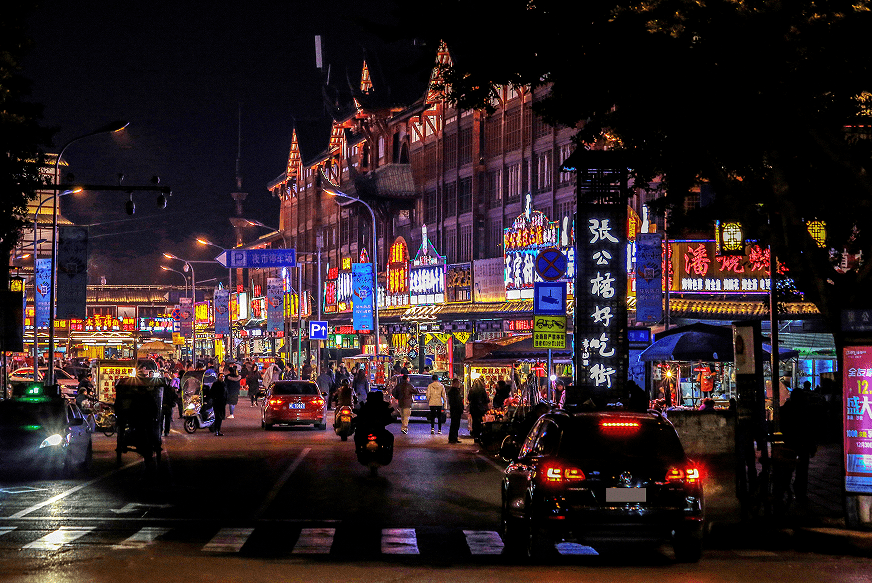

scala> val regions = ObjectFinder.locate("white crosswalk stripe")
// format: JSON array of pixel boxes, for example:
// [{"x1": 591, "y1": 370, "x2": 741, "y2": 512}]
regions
[
  {"x1": 463, "y1": 530, "x2": 504, "y2": 555},
  {"x1": 0, "y1": 527, "x2": 16, "y2": 538},
  {"x1": 113, "y1": 526, "x2": 171, "y2": 549},
  {"x1": 22, "y1": 527, "x2": 95, "y2": 550},
  {"x1": 202, "y1": 527, "x2": 254, "y2": 553},
  {"x1": 381, "y1": 528, "x2": 419, "y2": 554},
  {"x1": 293, "y1": 527, "x2": 335, "y2": 554}
]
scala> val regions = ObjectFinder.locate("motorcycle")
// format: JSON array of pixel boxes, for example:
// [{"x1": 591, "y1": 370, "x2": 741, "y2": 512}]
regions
[
  {"x1": 333, "y1": 405, "x2": 355, "y2": 441},
  {"x1": 353, "y1": 392, "x2": 394, "y2": 477},
  {"x1": 183, "y1": 399, "x2": 216, "y2": 434}
]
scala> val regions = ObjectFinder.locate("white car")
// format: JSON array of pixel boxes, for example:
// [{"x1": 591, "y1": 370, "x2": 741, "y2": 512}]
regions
[{"x1": 10, "y1": 368, "x2": 80, "y2": 398}]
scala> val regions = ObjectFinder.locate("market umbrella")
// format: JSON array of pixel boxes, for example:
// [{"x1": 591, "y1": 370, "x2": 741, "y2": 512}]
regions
[
  {"x1": 139, "y1": 340, "x2": 174, "y2": 352},
  {"x1": 638, "y1": 324, "x2": 734, "y2": 362}
]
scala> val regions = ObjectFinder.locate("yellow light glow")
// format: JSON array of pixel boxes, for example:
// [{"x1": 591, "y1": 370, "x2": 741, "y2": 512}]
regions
[
  {"x1": 721, "y1": 222, "x2": 744, "y2": 252},
  {"x1": 806, "y1": 220, "x2": 827, "y2": 248}
]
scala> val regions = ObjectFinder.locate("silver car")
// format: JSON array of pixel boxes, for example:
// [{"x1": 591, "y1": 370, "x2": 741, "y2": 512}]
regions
[{"x1": 385, "y1": 374, "x2": 446, "y2": 423}]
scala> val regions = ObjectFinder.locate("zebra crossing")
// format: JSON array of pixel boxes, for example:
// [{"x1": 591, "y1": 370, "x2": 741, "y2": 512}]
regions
[{"x1": 0, "y1": 523, "x2": 521, "y2": 557}]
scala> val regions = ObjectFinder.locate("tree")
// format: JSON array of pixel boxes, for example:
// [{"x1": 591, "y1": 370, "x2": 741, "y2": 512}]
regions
[
  {"x1": 400, "y1": 0, "x2": 872, "y2": 348},
  {"x1": 0, "y1": 6, "x2": 54, "y2": 286}
]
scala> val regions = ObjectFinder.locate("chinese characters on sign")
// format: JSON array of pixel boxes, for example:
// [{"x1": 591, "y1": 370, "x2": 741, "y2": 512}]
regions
[
  {"x1": 844, "y1": 347, "x2": 872, "y2": 493},
  {"x1": 576, "y1": 205, "x2": 627, "y2": 400},
  {"x1": 669, "y1": 241, "x2": 772, "y2": 293}
]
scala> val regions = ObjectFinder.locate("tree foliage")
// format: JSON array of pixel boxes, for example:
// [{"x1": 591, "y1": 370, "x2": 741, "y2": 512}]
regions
[
  {"x1": 402, "y1": 0, "x2": 872, "y2": 335},
  {"x1": 0, "y1": 6, "x2": 53, "y2": 277}
]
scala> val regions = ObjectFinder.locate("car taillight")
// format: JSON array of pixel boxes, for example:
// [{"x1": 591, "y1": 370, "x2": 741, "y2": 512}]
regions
[
  {"x1": 600, "y1": 420, "x2": 640, "y2": 435},
  {"x1": 312, "y1": 398, "x2": 325, "y2": 407},
  {"x1": 541, "y1": 463, "x2": 585, "y2": 484},
  {"x1": 268, "y1": 398, "x2": 284, "y2": 407},
  {"x1": 666, "y1": 466, "x2": 701, "y2": 484}
]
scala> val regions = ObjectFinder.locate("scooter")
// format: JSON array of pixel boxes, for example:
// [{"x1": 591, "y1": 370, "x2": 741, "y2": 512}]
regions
[
  {"x1": 355, "y1": 429, "x2": 394, "y2": 477},
  {"x1": 333, "y1": 406, "x2": 355, "y2": 441},
  {"x1": 183, "y1": 400, "x2": 216, "y2": 434}
]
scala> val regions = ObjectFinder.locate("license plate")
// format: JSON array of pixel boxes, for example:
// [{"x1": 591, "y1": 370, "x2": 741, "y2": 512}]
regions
[
  {"x1": 340, "y1": 415, "x2": 351, "y2": 422},
  {"x1": 606, "y1": 488, "x2": 646, "y2": 503},
  {"x1": 413, "y1": 395, "x2": 426, "y2": 401},
  {"x1": 289, "y1": 403, "x2": 305, "y2": 409}
]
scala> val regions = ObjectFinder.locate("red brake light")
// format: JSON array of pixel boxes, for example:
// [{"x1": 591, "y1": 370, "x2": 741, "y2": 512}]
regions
[
  {"x1": 600, "y1": 420, "x2": 640, "y2": 435},
  {"x1": 541, "y1": 463, "x2": 585, "y2": 483},
  {"x1": 268, "y1": 398, "x2": 283, "y2": 407},
  {"x1": 666, "y1": 466, "x2": 701, "y2": 484},
  {"x1": 367, "y1": 433, "x2": 378, "y2": 441},
  {"x1": 312, "y1": 398, "x2": 325, "y2": 407}
]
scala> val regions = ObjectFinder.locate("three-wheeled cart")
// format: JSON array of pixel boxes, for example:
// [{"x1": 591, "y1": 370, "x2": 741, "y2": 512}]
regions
[{"x1": 114, "y1": 375, "x2": 165, "y2": 468}]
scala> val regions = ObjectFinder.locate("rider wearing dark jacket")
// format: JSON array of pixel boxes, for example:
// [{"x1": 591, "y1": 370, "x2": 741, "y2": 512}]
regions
[{"x1": 353, "y1": 390, "x2": 393, "y2": 444}]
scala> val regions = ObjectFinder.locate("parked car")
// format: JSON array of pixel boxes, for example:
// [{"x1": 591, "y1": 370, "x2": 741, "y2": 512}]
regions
[
  {"x1": 10, "y1": 368, "x2": 79, "y2": 399},
  {"x1": 0, "y1": 383, "x2": 93, "y2": 477},
  {"x1": 384, "y1": 374, "x2": 446, "y2": 423},
  {"x1": 501, "y1": 410, "x2": 705, "y2": 561},
  {"x1": 261, "y1": 380, "x2": 327, "y2": 430}
]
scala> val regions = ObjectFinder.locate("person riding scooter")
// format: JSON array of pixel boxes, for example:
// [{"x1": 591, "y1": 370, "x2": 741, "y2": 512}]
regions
[{"x1": 353, "y1": 389, "x2": 394, "y2": 475}]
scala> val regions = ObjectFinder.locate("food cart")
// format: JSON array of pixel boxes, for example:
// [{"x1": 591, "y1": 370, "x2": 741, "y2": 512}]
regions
[
  {"x1": 114, "y1": 374, "x2": 165, "y2": 468},
  {"x1": 342, "y1": 354, "x2": 391, "y2": 388}
]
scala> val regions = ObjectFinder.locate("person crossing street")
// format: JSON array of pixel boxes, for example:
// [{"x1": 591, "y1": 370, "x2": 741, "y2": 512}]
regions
[{"x1": 426, "y1": 374, "x2": 446, "y2": 435}]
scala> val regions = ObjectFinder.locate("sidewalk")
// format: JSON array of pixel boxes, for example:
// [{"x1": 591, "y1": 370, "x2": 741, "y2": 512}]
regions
[{"x1": 708, "y1": 441, "x2": 872, "y2": 556}]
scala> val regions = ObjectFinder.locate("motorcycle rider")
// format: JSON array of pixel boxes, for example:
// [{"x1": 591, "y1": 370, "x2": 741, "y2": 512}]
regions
[{"x1": 353, "y1": 389, "x2": 394, "y2": 449}]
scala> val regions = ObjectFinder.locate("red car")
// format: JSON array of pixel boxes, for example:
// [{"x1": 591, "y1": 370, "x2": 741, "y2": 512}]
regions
[{"x1": 261, "y1": 380, "x2": 327, "y2": 430}]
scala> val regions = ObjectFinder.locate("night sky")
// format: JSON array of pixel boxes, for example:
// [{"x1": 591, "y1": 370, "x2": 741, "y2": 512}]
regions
[{"x1": 20, "y1": 0, "x2": 398, "y2": 286}]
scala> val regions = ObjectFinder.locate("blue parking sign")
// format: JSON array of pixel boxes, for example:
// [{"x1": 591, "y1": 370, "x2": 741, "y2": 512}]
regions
[{"x1": 308, "y1": 320, "x2": 329, "y2": 340}]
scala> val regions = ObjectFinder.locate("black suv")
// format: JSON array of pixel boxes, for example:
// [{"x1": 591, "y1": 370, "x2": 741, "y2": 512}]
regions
[{"x1": 501, "y1": 410, "x2": 704, "y2": 561}]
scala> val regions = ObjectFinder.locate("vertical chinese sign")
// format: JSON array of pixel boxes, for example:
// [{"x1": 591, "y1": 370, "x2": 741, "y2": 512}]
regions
[
  {"x1": 843, "y1": 347, "x2": 872, "y2": 493},
  {"x1": 214, "y1": 289, "x2": 230, "y2": 336},
  {"x1": 635, "y1": 232, "x2": 663, "y2": 323},
  {"x1": 574, "y1": 204, "x2": 627, "y2": 403},
  {"x1": 35, "y1": 258, "x2": 51, "y2": 329},
  {"x1": 352, "y1": 263, "x2": 374, "y2": 333},
  {"x1": 56, "y1": 226, "x2": 88, "y2": 319},
  {"x1": 266, "y1": 278, "x2": 283, "y2": 333}
]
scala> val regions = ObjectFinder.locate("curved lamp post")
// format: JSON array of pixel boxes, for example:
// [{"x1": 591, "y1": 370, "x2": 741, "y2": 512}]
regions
[
  {"x1": 160, "y1": 265, "x2": 189, "y2": 299},
  {"x1": 47, "y1": 121, "x2": 128, "y2": 385},
  {"x1": 318, "y1": 169, "x2": 380, "y2": 356}
]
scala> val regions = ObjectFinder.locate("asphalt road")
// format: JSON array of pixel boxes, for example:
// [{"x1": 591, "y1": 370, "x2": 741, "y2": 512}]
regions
[{"x1": 0, "y1": 403, "x2": 870, "y2": 582}]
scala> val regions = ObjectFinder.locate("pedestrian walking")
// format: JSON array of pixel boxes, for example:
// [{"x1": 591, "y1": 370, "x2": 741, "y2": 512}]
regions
[
  {"x1": 262, "y1": 361, "x2": 281, "y2": 391},
  {"x1": 446, "y1": 377, "x2": 464, "y2": 443},
  {"x1": 317, "y1": 366, "x2": 334, "y2": 407},
  {"x1": 301, "y1": 360, "x2": 313, "y2": 381},
  {"x1": 161, "y1": 378, "x2": 177, "y2": 436},
  {"x1": 224, "y1": 366, "x2": 242, "y2": 417},
  {"x1": 426, "y1": 374, "x2": 446, "y2": 435},
  {"x1": 246, "y1": 364, "x2": 261, "y2": 407},
  {"x1": 393, "y1": 374, "x2": 415, "y2": 434},
  {"x1": 779, "y1": 385, "x2": 818, "y2": 501},
  {"x1": 208, "y1": 372, "x2": 228, "y2": 436},
  {"x1": 352, "y1": 369, "x2": 369, "y2": 407},
  {"x1": 493, "y1": 380, "x2": 510, "y2": 409},
  {"x1": 467, "y1": 377, "x2": 490, "y2": 442}
]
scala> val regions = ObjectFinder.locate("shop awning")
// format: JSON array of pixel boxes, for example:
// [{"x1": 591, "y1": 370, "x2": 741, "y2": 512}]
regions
[{"x1": 464, "y1": 334, "x2": 573, "y2": 365}]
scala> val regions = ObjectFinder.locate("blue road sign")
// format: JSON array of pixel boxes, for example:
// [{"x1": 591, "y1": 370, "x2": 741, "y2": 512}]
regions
[
  {"x1": 309, "y1": 320, "x2": 329, "y2": 340},
  {"x1": 535, "y1": 247, "x2": 568, "y2": 281},
  {"x1": 533, "y1": 281, "x2": 567, "y2": 316},
  {"x1": 215, "y1": 248, "x2": 296, "y2": 269}
]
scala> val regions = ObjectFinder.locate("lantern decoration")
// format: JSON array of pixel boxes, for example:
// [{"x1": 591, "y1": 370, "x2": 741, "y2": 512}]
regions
[
  {"x1": 715, "y1": 220, "x2": 745, "y2": 256},
  {"x1": 9, "y1": 276, "x2": 24, "y2": 293},
  {"x1": 806, "y1": 219, "x2": 827, "y2": 249}
]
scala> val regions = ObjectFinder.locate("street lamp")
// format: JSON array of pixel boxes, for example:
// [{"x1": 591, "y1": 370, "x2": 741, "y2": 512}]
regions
[
  {"x1": 318, "y1": 169, "x2": 380, "y2": 356},
  {"x1": 160, "y1": 265, "x2": 189, "y2": 299},
  {"x1": 47, "y1": 121, "x2": 128, "y2": 385}
]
